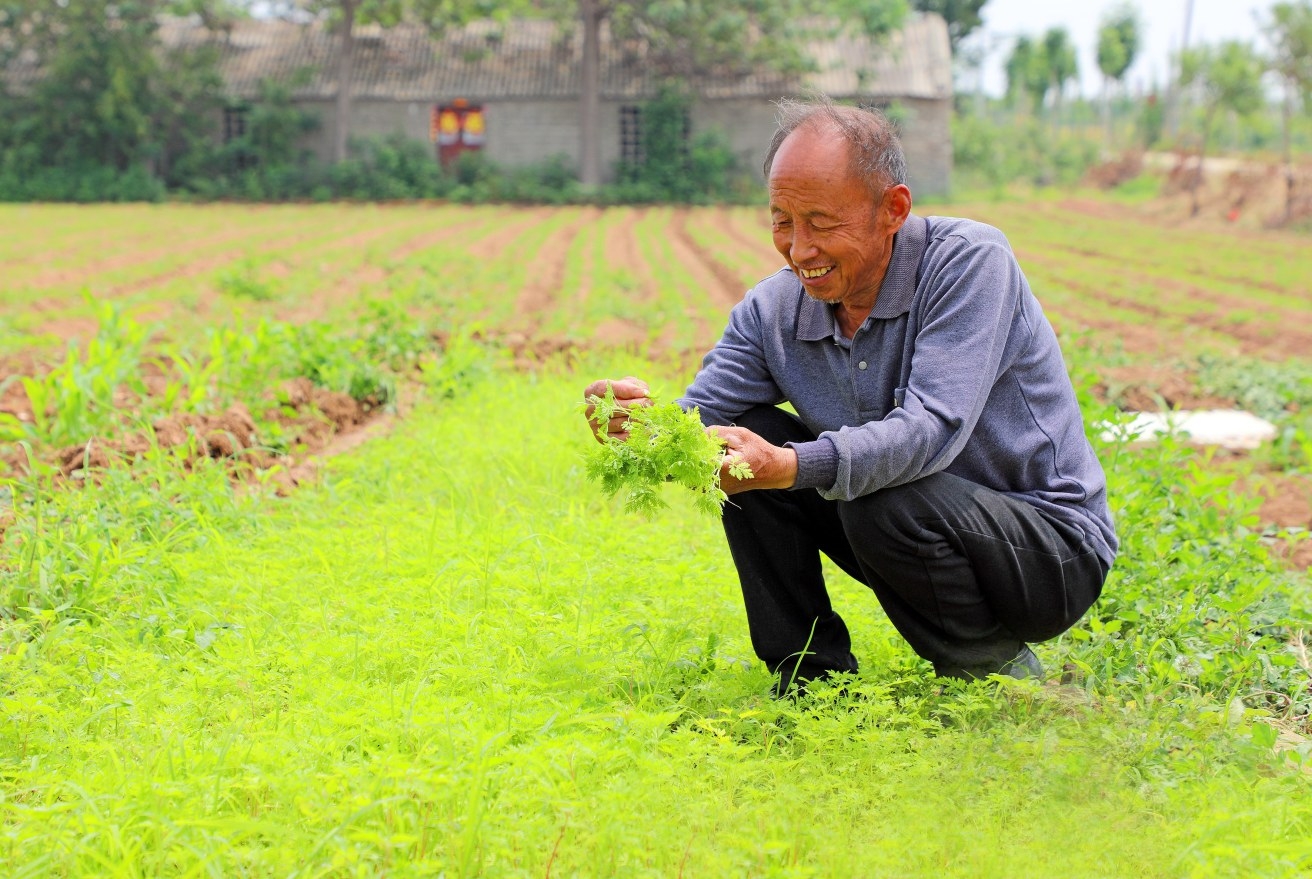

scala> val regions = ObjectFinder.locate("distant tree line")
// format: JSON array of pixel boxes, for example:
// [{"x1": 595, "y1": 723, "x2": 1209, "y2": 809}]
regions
[
  {"x1": 3, "y1": 0, "x2": 1308, "y2": 204},
  {"x1": 0, "y1": 0, "x2": 914, "y2": 202},
  {"x1": 947, "y1": 0, "x2": 1312, "y2": 215}
]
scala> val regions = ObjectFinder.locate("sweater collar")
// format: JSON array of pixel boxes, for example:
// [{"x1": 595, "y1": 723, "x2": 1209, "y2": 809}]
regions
[{"x1": 795, "y1": 214, "x2": 927, "y2": 341}]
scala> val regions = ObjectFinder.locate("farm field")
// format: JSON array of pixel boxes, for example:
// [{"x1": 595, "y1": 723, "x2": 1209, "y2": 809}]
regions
[{"x1": 2, "y1": 200, "x2": 1311, "y2": 876}]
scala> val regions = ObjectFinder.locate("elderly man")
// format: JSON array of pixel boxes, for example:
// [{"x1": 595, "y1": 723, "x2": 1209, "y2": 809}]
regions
[{"x1": 585, "y1": 98, "x2": 1116, "y2": 693}]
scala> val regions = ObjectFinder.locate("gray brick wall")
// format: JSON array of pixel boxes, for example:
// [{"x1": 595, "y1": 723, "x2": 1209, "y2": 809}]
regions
[{"x1": 289, "y1": 93, "x2": 951, "y2": 198}]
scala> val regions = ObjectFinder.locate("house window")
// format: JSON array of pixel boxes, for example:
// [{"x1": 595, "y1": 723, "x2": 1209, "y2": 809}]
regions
[
  {"x1": 223, "y1": 107, "x2": 249, "y2": 143},
  {"x1": 619, "y1": 105, "x2": 643, "y2": 166},
  {"x1": 223, "y1": 107, "x2": 257, "y2": 171}
]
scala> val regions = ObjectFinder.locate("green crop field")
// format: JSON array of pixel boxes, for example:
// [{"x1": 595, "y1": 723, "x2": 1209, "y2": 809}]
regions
[{"x1": 1, "y1": 200, "x2": 1311, "y2": 877}]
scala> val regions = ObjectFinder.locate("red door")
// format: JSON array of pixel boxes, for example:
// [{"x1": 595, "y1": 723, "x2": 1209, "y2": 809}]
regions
[{"x1": 432, "y1": 100, "x2": 486, "y2": 168}]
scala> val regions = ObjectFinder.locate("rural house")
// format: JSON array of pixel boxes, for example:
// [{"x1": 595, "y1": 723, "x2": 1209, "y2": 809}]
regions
[{"x1": 163, "y1": 14, "x2": 954, "y2": 196}]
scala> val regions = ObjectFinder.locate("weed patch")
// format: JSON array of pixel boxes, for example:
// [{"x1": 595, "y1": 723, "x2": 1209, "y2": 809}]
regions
[{"x1": 2, "y1": 367, "x2": 1310, "y2": 876}]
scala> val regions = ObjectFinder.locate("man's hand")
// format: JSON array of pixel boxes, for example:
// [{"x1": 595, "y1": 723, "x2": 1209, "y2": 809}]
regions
[
  {"x1": 711, "y1": 425, "x2": 798, "y2": 495},
  {"x1": 583, "y1": 376, "x2": 651, "y2": 443}
]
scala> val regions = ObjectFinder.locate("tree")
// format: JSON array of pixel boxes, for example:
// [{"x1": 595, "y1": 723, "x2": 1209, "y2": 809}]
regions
[
  {"x1": 1096, "y1": 5, "x2": 1139, "y2": 144},
  {"x1": 1004, "y1": 36, "x2": 1048, "y2": 115},
  {"x1": 242, "y1": 0, "x2": 906, "y2": 181},
  {"x1": 247, "y1": 0, "x2": 905, "y2": 181},
  {"x1": 1179, "y1": 40, "x2": 1265, "y2": 216},
  {"x1": 556, "y1": 0, "x2": 909, "y2": 187},
  {"x1": 1262, "y1": 0, "x2": 1312, "y2": 221},
  {"x1": 255, "y1": 0, "x2": 510, "y2": 164},
  {"x1": 909, "y1": 0, "x2": 987, "y2": 53},
  {"x1": 0, "y1": 0, "x2": 226, "y2": 189},
  {"x1": 1042, "y1": 26, "x2": 1077, "y2": 126}
]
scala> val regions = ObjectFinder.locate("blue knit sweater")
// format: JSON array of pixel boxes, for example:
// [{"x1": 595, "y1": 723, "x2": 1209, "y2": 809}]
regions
[{"x1": 678, "y1": 214, "x2": 1118, "y2": 570}]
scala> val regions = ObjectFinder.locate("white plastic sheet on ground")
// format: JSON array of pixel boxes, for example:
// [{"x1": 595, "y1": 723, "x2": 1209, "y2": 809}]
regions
[{"x1": 1098, "y1": 410, "x2": 1278, "y2": 450}]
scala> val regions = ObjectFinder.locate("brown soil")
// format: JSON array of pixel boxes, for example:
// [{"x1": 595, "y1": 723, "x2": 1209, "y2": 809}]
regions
[
  {"x1": 1017, "y1": 246, "x2": 1312, "y2": 361},
  {"x1": 605, "y1": 207, "x2": 698, "y2": 352},
  {"x1": 1253, "y1": 471, "x2": 1312, "y2": 572},
  {"x1": 1084, "y1": 152, "x2": 1312, "y2": 232},
  {"x1": 275, "y1": 263, "x2": 390, "y2": 325},
  {"x1": 604, "y1": 207, "x2": 658, "y2": 302},
  {"x1": 719, "y1": 205, "x2": 783, "y2": 268},
  {"x1": 0, "y1": 353, "x2": 40, "y2": 423},
  {"x1": 467, "y1": 207, "x2": 555, "y2": 260},
  {"x1": 512, "y1": 208, "x2": 600, "y2": 319},
  {"x1": 18, "y1": 226, "x2": 255, "y2": 292},
  {"x1": 389, "y1": 209, "x2": 496, "y2": 261},
  {"x1": 668, "y1": 208, "x2": 745, "y2": 311}
]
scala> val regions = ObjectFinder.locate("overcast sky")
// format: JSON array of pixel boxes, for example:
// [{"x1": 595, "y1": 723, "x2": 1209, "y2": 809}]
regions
[{"x1": 970, "y1": 0, "x2": 1276, "y2": 97}]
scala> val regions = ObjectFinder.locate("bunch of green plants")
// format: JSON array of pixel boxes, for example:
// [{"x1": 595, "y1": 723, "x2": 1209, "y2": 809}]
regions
[
  {"x1": 0, "y1": 299, "x2": 152, "y2": 448},
  {"x1": 1069, "y1": 427, "x2": 1312, "y2": 726},
  {"x1": 214, "y1": 259, "x2": 279, "y2": 302},
  {"x1": 0, "y1": 447, "x2": 249, "y2": 624},
  {"x1": 583, "y1": 386, "x2": 752, "y2": 516},
  {"x1": 1195, "y1": 353, "x2": 1312, "y2": 422},
  {"x1": 1194, "y1": 353, "x2": 1312, "y2": 471}
]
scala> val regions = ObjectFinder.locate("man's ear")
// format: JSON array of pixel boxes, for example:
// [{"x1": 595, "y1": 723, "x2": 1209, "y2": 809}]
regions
[{"x1": 882, "y1": 183, "x2": 913, "y2": 233}]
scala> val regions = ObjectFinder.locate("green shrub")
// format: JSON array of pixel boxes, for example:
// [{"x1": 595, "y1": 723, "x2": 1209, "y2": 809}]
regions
[
  {"x1": 615, "y1": 86, "x2": 751, "y2": 204},
  {"x1": 953, "y1": 113, "x2": 1100, "y2": 191},
  {"x1": 0, "y1": 162, "x2": 166, "y2": 203}
]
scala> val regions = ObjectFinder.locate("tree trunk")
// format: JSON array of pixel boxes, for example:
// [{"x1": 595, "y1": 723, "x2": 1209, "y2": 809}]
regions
[
  {"x1": 579, "y1": 0, "x2": 603, "y2": 189},
  {"x1": 1102, "y1": 76, "x2": 1113, "y2": 147},
  {"x1": 1282, "y1": 88, "x2": 1294, "y2": 224},
  {"x1": 1191, "y1": 106, "x2": 1216, "y2": 217},
  {"x1": 333, "y1": 0, "x2": 357, "y2": 165}
]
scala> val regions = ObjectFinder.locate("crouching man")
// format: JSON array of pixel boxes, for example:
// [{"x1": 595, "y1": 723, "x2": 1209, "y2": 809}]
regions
[{"x1": 584, "y1": 97, "x2": 1116, "y2": 694}]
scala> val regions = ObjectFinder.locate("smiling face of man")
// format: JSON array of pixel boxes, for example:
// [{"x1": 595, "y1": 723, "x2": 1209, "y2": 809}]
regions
[{"x1": 768, "y1": 122, "x2": 908, "y2": 322}]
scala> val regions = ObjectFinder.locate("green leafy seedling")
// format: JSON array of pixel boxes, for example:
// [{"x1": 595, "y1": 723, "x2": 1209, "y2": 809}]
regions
[{"x1": 583, "y1": 384, "x2": 751, "y2": 517}]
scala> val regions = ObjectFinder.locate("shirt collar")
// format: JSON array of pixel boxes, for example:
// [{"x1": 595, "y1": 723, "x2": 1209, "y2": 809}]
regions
[{"x1": 795, "y1": 214, "x2": 926, "y2": 341}]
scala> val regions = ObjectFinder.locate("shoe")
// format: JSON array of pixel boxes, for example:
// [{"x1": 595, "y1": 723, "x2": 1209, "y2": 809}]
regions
[{"x1": 934, "y1": 645, "x2": 1043, "y2": 682}]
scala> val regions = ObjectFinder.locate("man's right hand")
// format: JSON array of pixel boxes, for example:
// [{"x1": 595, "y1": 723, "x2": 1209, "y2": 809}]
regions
[{"x1": 583, "y1": 376, "x2": 651, "y2": 443}]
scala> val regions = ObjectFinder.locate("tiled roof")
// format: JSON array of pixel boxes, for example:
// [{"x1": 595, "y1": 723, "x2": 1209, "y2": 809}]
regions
[{"x1": 155, "y1": 14, "x2": 950, "y2": 103}]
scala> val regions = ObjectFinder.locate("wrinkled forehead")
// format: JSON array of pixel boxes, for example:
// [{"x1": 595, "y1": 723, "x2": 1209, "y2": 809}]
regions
[{"x1": 768, "y1": 122, "x2": 860, "y2": 189}]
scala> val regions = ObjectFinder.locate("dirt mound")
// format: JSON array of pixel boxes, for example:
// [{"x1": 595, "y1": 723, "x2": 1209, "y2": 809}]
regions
[
  {"x1": 31, "y1": 376, "x2": 370, "y2": 488},
  {"x1": 1093, "y1": 364, "x2": 1238, "y2": 412},
  {"x1": 1085, "y1": 152, "x2": 1145, "y2": 189},
  {"x1": 1141, "y1": 152, "x2": 1312, "y2": 229},
  {"x1": 56, "y1": 405, "x2": 258, "y2": 474}
]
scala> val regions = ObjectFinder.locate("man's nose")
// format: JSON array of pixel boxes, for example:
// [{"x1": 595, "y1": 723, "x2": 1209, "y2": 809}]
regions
[{"x1": 790, "y1": 226, "x2": 818, "y2": 262}]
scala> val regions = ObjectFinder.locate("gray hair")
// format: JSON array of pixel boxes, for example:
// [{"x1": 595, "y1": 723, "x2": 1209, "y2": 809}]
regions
[{"x1": 762, "y1": 96, "x2": 907, "y2": 197}]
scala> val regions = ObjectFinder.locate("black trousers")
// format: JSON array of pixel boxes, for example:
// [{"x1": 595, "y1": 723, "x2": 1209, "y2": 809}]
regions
[{"x1": 722, "y1": 406, "x2": 1107, "y2": 683}]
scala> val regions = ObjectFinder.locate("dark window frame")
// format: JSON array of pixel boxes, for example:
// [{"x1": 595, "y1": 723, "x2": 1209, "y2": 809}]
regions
[
  {"x1": 619, "y1": 105, "x2": 644, "y2": 166},
  {"x1": 222, "y1": 106, "x2": 249, "y2": 144}
]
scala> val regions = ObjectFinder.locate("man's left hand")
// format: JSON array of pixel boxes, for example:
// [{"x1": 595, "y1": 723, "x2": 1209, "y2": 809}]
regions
[{"x1": 711, "y1": 425, "x2": 798, "y2": 495}]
